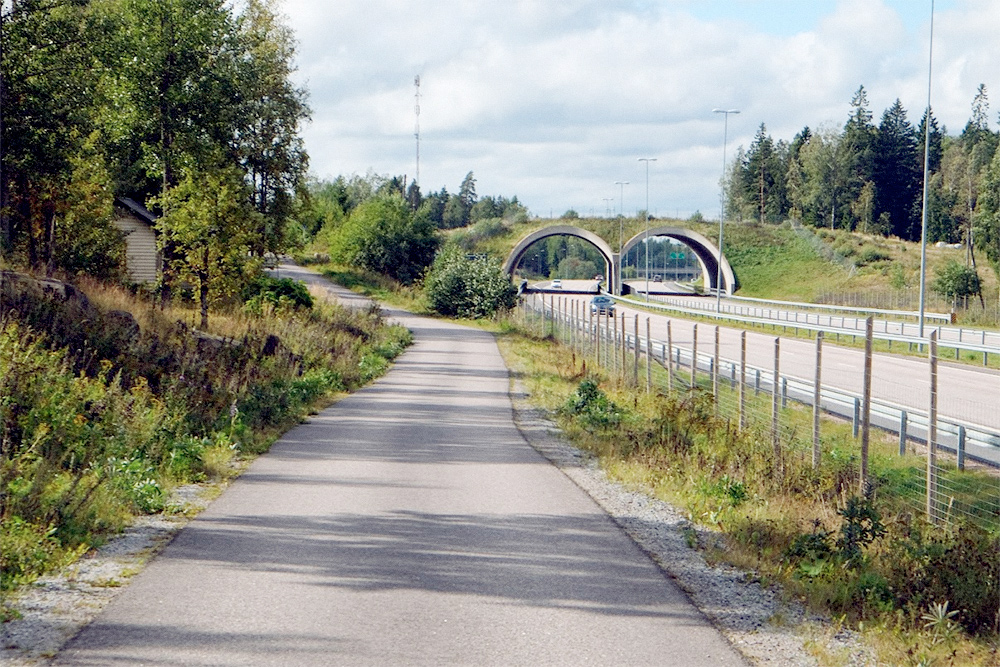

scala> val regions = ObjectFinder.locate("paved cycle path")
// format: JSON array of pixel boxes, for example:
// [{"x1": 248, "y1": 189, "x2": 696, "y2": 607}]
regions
[{"x1": 58, "y1": 268, "x2": 745, "y2": 666}]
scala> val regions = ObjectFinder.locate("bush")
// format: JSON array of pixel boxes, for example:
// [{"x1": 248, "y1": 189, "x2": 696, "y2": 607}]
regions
[
  {"x1": 326, "y1": 194, "x2": 438, "y2": 283},
  {"x1": 243, "y1": 275, "x2": 314, "y2": 312},
  {"x1": 424, "y1": 245, "x2": 518, "y2": 318},
  {"x1": 932, "y1": 260, "x2": 981, "y2": 302},
  {"x1": 562, "y1": 379, "x2": 622, "y2": 430}
]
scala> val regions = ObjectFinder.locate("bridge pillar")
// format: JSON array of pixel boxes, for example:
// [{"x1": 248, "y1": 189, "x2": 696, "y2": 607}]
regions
[{"x1": 611, "y1": 253, "x2": 620, "y2": 296}]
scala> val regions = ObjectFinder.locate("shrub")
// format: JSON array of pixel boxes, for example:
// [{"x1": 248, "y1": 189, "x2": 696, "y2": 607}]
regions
[
  {"x1": 424, "y1": 245, "x2": 518, "y2": 318},
  {"x1": 562, "y1": 379, "x2": 622, "y2": 430},
  {"x1": 243, "y1": 275, "x2": 314, "y2": 312},
  {"x1": 932, "y1": 260, "x2": 982, "y2": 302},
  {"x1": 326, "y1": 193, "x2": 438, "y2": 283}
]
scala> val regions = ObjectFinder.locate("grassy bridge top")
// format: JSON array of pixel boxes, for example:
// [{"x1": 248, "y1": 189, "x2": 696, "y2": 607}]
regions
[{"x1": 453, "y1": 215, "x2": 988, "y2": 305}]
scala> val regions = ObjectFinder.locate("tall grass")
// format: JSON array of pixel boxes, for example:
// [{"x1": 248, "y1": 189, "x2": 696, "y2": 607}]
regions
[
  {"x1": 496, "y1": 323, "x2": 1000, "y2": 665},
  {"x1": 0, "y1": 273, "x2": 410, "y2": 592}
]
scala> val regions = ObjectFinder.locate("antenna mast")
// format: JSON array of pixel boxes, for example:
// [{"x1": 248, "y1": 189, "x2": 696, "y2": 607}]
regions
[{"x1": 414, "y1": 75, "x2": 421, "y2": 187}]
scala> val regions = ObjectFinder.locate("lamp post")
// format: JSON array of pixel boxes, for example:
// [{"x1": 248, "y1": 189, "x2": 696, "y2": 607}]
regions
[
  {"x1": 918, "y1": 0, "x2": 935, "y2": 337},
  {"x1": 713, "y1": 108, "x2": 740, "y2": 312},
  {"x1": 638, "y1": 158, "x2": 656, "y2": 301},
  {"x1": 615, "y1": 180, "x2": 628, "y2": 295}
]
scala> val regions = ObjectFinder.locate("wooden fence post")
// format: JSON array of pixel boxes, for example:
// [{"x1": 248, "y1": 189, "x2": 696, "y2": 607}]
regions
[{"x1": 813, "y1": 331, "x2": 823, "y2": 469}]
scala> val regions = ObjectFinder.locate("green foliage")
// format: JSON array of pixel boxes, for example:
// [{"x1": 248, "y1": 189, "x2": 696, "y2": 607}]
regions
[
  {"x1": 562, "y1": 380, "x2": 622, "y2": 430},
  {"x1": 153, "y1": 166, "x2": 261, "y2": 326},
  {"x1": 0, "y1": 276, "x2": 411, "y2": 590},
  {"x1": 243, "y1": 275, "x2": 314, "y2": 312},
  {"x1": 0, "y1": 0, "x2": 308, "y2": 278},
  {"x1": 881, "y1": 521, "x2": 1000, "y2": 635},
  {"x1": 424, "y1": 245, "x2": 518, "y2": 318},
  {"x1": 835, "y1": 495, "x2": 886, "y2": 563},
  {"x1": 326, "y1": 194, "x2": 438, "y2": 284},
  {"x1": 932, "y1": 260, "x2": 982, "y2": 300}
]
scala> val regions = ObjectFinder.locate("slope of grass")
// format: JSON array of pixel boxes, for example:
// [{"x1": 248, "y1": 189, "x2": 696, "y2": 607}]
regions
[{"x1": 0, "y1": 271, "x2": 411, "y2": 595}]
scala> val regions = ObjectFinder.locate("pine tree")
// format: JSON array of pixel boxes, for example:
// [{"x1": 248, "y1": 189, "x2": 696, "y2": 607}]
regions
[{"x1": 873, "y1": 99, "x2": 921, "y2": 239}]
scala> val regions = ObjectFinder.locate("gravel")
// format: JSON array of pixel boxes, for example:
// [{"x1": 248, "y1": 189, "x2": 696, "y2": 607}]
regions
[{"x1": 1, "y1": 488, "x2": 213, "y2": 665}]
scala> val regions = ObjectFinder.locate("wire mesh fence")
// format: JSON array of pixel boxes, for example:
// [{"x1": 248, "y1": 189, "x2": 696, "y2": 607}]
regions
[{"x1": 517, "y1": 293, "x2": 1000, "y2": 531}]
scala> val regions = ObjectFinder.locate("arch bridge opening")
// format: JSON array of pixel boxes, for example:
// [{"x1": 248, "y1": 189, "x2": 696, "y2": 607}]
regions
[{"x1": 503, "y1": 225, "x2": 617, "y2": 294}]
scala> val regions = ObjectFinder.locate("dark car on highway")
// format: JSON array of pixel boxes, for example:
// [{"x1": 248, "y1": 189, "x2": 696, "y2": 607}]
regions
[{"x1": 590, "y1": 295, "x2": 615, "y2": 315}]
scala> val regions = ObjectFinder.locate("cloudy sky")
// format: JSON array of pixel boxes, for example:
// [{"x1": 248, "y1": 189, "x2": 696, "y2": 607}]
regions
[{"x1": 281, "y1": 0, "x2": 999, "y2": 220}]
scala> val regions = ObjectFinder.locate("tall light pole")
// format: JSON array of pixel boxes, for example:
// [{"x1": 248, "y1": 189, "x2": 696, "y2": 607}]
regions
[
  {"x1": 638, "y1": 158, "x2": 656, "y2": 301},
  {"x1": 615, "y1": 181, "x2": 629, "y2": 294},
  {"x1": 713, "y1": 108, "x2": 740, "y2": 312},
  {"x1": 918, "y1": 0, "x2": 935, "y2": 337},
  {"x1": 603, "y1": 198, "x2": 614, "y2": 217}
]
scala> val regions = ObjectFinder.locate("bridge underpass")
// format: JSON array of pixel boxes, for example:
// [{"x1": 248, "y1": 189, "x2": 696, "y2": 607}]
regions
[{"x1": 502, "y1": 224, "x2": 735, "y2": 297}]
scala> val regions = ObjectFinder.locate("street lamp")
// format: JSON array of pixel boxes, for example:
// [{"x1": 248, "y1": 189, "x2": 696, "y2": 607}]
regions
[
  {"x1": 918, "y1": 0, "x2": 935, "y2": 337},
  {"x1": 713, "y1": 108, "x2": 740, "y2": 312},
  {"x1": 615, "y1": 181, "x2": 628, "y2": 295},
  {"x1": 638, "y1": 158, "x2": 656, "y2": 301}
]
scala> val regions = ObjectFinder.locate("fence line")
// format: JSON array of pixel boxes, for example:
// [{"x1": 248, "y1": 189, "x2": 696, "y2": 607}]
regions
[{"x1": 521, "y1": 293, "x2": 1000, "y2": 530}]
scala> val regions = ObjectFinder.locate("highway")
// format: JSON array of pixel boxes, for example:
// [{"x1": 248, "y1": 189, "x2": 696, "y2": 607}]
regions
[
  {"x1": 57, "y1": 267, "x2": 745, "y2": 666},
  {"x1": 532, "y1": 292, "x2": 1000, "y2": 464}
]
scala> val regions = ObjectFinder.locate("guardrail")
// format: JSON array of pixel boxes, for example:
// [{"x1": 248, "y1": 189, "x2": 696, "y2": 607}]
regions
[
  {"x1": 613, "y1": 293, "x2": 1000, "y2": 364},
  {"x1": 531, "y1": 296, "x2": 1000, "y2": 470},
  {"x1": 667, "y1": 291, "x2": 1000, "y2": 353}
]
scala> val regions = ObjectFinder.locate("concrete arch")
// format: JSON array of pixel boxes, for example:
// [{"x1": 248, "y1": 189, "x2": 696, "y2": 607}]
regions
[
  {"x1": 621, "y1": 227, "x2": 736, "y2": 295},
  {"x1": 504, "y1": 225, "x2": 618, "y2": 292}
]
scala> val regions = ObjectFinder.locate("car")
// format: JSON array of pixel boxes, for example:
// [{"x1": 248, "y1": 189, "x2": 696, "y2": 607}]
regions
[
  {"x1": 594, "y1": 274, "x2": 604, "y2": 281},
  {"x1": 590, "y1": 295, "x2": 615, "y2": 315},
  {"x1": 652, "y1": 274, "x2": 662, "y2": 282},
  {"x1": 551, "y1": 279, "x2": 562, "y2": 289}
]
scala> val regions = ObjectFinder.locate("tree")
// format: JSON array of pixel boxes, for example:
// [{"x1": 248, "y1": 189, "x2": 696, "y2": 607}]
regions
[
  {"x1": 799, "y1": 127, "x2": 842, "y2": 228},
  {"x1": 458, "y1": 171, "x2": 477, "y2": 211},
  {"x1": 424, "y1": 244, "x2": 517, "y2": 318},
  {"x1": 153, "y1": 165, "x2": 259, "y2": 328},
  {"x1": 873, "y1": 99, "x2": 920, "y2": 239},
  {"x1": 974, "y1": 143, "x2": 1000, "y2": 278},
  {"x1": 1, "y1": 0, "x2": 110, "y2": 269},
  {"x1": 838, "y1": 86, "x2": 877, "y2": 227},
  {"x1": 932, "y1": 260, "x2": 983, "y2": 309},
  {"x1": 739, "y1": 124, "x2": 786, "y2": 224},
  {"x1": 232, "y1": 0, "x2": 310, "y2": 257},
  {"x1": 328, "y1": 193, "x2": 438, "y2": 283}
]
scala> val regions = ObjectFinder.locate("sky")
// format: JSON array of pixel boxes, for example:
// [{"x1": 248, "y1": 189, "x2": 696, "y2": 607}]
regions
[{"x1": 279, "y1": 0, "x2": 999, "y2": 220}]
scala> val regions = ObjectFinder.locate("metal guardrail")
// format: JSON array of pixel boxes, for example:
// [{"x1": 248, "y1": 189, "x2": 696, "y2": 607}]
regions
[
  {"x1": 666, "y1": 291, "x2": 1000, "y2": 353},
  {"x1": 534, "y1": 298, "x2": 1000, "y2": 469},
  {"x1": 716, "y1": 292, "x2": 952, "y2": 323},
  {"x1": 613, "y1": 293, "x2": 1000, "y2": 361}
]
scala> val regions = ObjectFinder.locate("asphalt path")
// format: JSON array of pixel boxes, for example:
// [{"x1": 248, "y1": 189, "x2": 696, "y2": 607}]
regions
[
  {"x1": 542, "y1": 294, "x2": 1000, "y2": 437},
  {"x1": 58, "y1": 266, "x2": 746, "y2": 666}
]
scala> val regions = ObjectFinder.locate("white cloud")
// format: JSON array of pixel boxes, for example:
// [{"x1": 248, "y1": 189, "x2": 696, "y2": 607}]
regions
[{"x1": 281, "y1": 0, "x2": 999, "y2": 218}]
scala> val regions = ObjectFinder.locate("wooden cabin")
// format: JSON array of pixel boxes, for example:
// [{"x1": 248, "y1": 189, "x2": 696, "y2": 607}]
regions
[{"x1": 113, "y1": 198, "x2": 160, "y2": 284}]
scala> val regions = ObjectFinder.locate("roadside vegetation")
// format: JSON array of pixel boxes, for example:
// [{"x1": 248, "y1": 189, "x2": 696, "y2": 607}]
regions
[
  {"x1": 494, "y1": 324, "x2": 999, "y2": 667},
  {"x1": 0, "y1": 274, "x2": 410, "y2": 600}
]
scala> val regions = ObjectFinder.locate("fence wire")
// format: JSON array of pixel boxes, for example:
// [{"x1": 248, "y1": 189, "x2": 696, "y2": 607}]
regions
[{"x1": 519, "y1": 293, "x2": 1000, "y2": 531}]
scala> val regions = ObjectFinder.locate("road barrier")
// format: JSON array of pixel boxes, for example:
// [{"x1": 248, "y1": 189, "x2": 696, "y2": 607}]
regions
[{"x1": 523, "y1": 293, "x2": 1000, "y2": 529}]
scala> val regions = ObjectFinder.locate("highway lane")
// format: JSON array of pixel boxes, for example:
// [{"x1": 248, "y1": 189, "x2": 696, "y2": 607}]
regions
[
  {"x1": 58, "y1": 268, "x2": 746, "y2": 666},
  {"x1": 540, "y1": 293, "x2": 1000, "y2": 438}
]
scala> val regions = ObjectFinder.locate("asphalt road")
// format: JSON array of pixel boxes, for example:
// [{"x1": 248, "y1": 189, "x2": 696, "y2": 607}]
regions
[
  {"x1": 544, "y1": 293, "x2": 1000, "y2": 439},
  {"x1": 58, "y1": 267, "x2": 745, "y2": 666}
]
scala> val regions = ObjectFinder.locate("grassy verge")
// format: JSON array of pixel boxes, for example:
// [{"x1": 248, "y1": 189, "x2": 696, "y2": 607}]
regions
[
  {"x1": 0, "y1": 272, "x2": 410, "y2": 603},
  {"x1": 493, "y1": 320, "x2": 999, "y2": 667}
]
